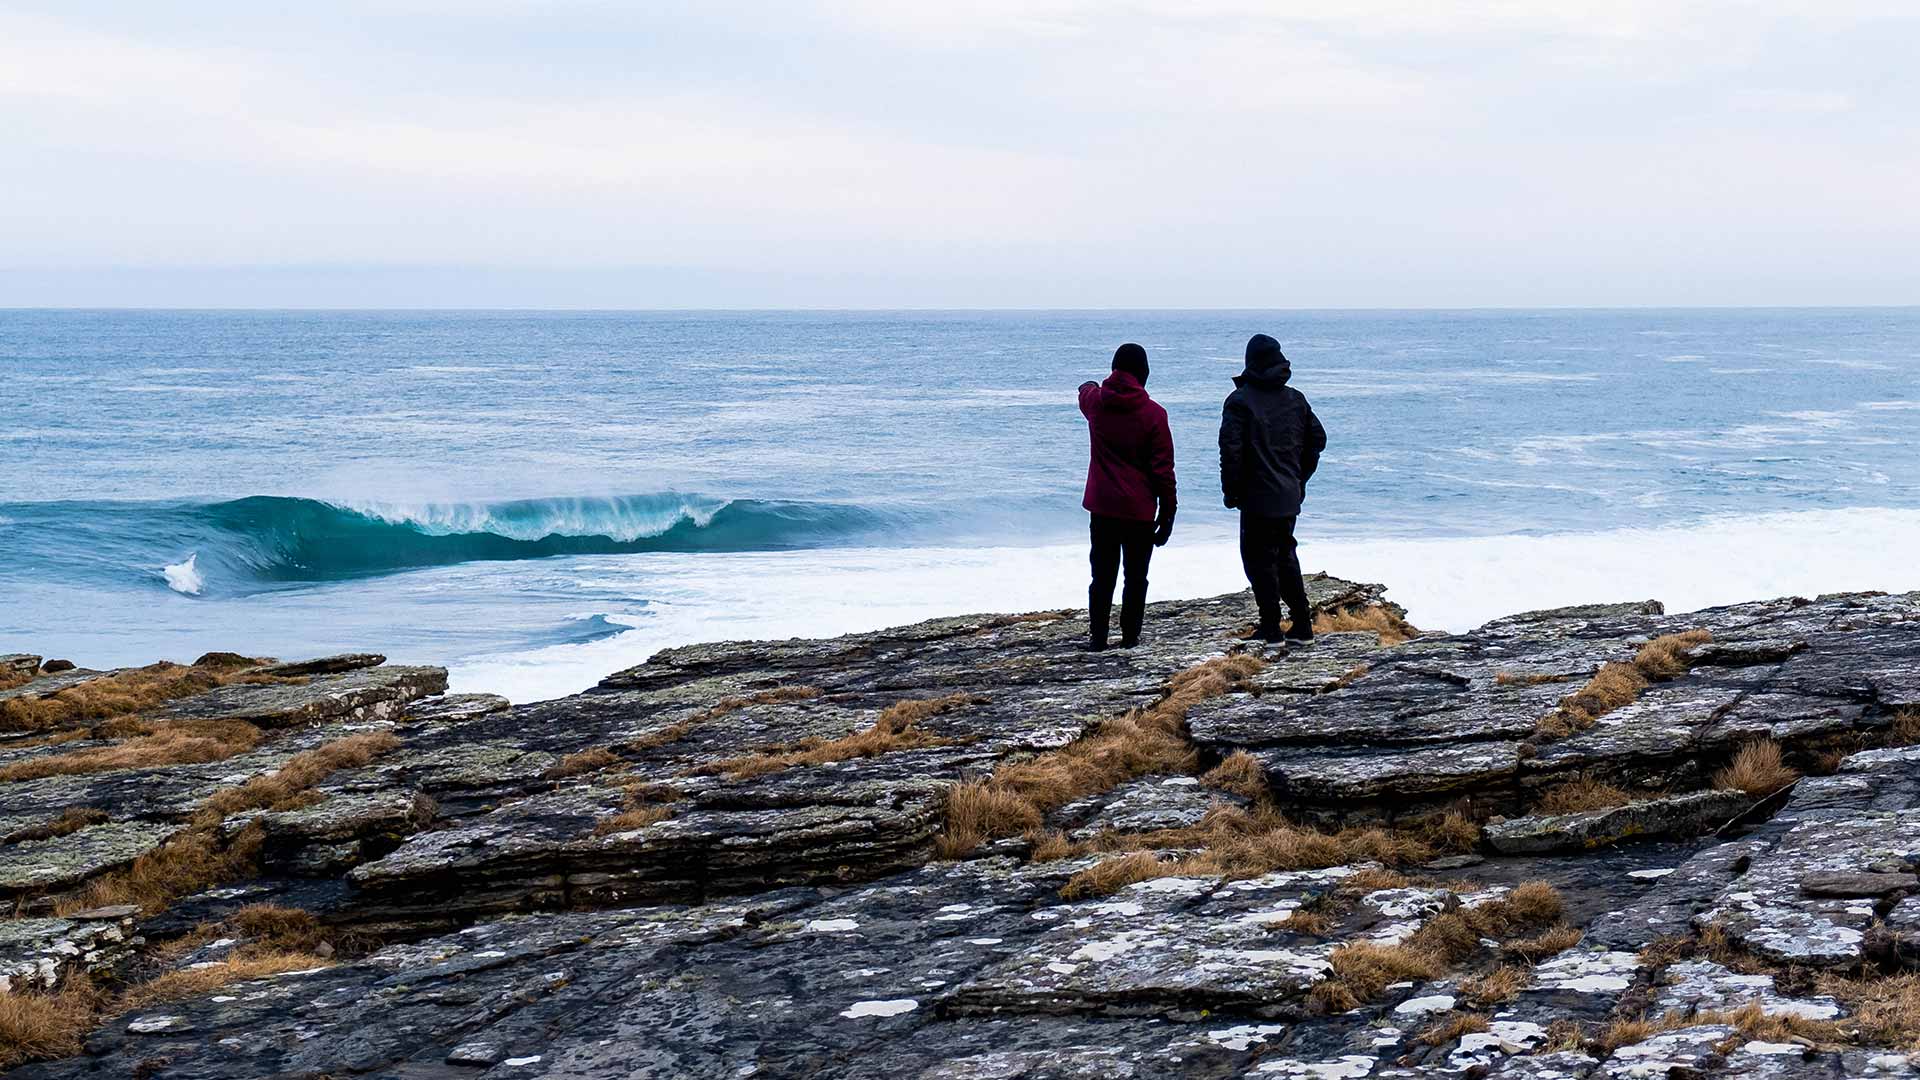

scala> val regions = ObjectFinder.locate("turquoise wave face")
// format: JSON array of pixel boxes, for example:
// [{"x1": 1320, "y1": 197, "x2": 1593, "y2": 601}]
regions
[{"x1": 0, "y1": 495, "x2": 895, "y2": 595}]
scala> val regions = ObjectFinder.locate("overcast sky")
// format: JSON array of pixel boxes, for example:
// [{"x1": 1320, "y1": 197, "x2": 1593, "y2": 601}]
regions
[{"x1": 3, "y1": 1, "x2": 1915, "y2": 308}]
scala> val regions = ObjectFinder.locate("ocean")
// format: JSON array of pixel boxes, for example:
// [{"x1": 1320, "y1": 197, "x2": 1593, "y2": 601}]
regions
[{"x1": 4, "y1": 308, "x2": 1917, "y2": 702}]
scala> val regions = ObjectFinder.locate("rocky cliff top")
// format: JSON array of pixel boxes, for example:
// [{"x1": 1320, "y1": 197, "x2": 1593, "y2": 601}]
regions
[{"x1": 1, "y1": 576, "x2": 1917, "y2": 1078}]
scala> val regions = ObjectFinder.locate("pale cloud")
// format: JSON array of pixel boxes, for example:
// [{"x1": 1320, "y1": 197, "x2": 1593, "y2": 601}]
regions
[{"x1": 0, "y1": 2, "x2": 1913, "y2": 306}]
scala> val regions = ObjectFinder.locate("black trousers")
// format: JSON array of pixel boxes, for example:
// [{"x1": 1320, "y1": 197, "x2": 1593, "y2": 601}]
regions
[
  {"x1": 1239, "y1": 513, "x2": 1310, "y2": 632},
  {"x1": 1088, "y1": 513, "x2": 1154, "y2": 647}
]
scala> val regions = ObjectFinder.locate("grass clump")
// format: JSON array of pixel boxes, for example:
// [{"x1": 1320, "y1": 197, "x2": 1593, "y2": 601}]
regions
[
  {"x1": 1888, "y1": 709, "x2": 1920, "y2": 747},
  {"x1": 1535, "y1": 630, "x2": 1712, "y2": 740},
  {"x1": 1534, "y1": 775, "x2": 1636, "y2": 815},
  {"x1": 1311, "y1": 882, "x2": 1565, "y2": 1011},
  {"x1": 1494, "y1": 671, "x2": 1574, "y2": 687},
  {"x1": 0, "y1": 977, "x2": 99, "y2": 1069},
  {"x1": 1201, "y1": 750, "x2": 1269, "y2": 801},
  {"x1": 939, "y1": 654, "x2": 1265, "y2": 858},
  {"x1": 1417, "y1": 1011, "x2": 1490, "y2": 1046},
  {"x1": 2, "y1": 808, "x2": 110, "y2": 846},
  {"x1": 691, "y1": 685, "x2": 823, "y2": 724},
  {"x1": 1058, "y1": 804, "x2": 1435, "y2": 898},
  {"x1": 0, "y1": 719, "x2": 265, "y2": 783},
  {"x1": 1596, "y1": 1002, "x2": 1846, "y2": 1055},
  {"x1": 119, "y1": 952, "x2": 332, "y2": 1008},
  {"x1": 1712, "y1": 739, "x2": 1799, "y2": 798},
  {"x1": 55, "y1": 731, "x2": 402, "y2": 916},
  {"x1": 0, "y1": 658, "x2": 292, "y2": 734},
  {"x1": 1504, "y1": 924, "x2": 1583, "y2": 962},
  {"x1": 198, "y1": 731, "x2": 400, "y2": 819},
  {"x1": 702, "y1": 693, "x2": 980, "y2": 780},
  {"x1": 1461, "y1": 965, "x2": 1529, "y2": 1007},
  {"x1": 543, "y1": 746, "x2": 622, "y2": 780},
  {"x1": 1817, "y1": 971, "x2": 1920, "y2": 1051},
  {"x1": 1298, "y1": 606, "x2": 1420, "y2": 645}
]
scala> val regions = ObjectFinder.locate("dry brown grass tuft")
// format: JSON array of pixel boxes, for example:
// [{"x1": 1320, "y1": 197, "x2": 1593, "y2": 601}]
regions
[
  {"x1": 1418, "y1": 1011, "x2": 1491, "y2": 1046},
  {"x1": 119, "y1": 951, "x2": 332, "y2": 1008},
  {"x1": 1313, "y1": 941, "x2": 1444, "y2": 1011},
  {"x1": 1025, "y1": 829, "x2": 1075, "y2": 861},
  {"x1": 1504, "y1": 925, "x2": 1583, "y2": 962},
  {"x1": 0, "y1": 977, "x2": 100, "y2": 1069},
  {"x1": 199, "y1": 731, "x2": 401, "y2": 820},
  {"x1": 543, "y1": 746, "x2": 622, "y2": 780},
  {"x1": 703, "y1": 693, "x2": 980, "y2": 780},
  {"x1": 1281, "y1": 908, "x2": 1333, "y2": 936},
  {"x1": 58, "y1": 823, "x2": 265, "y2": 917},
  {"x1": 0, "y1": 670, "x2": 34, "y2": 693},
  {"x1": 1634, "y1": 629, "x2": 1713, "y2": 679},
  {"x1": 227, "y1": 904, "x2": 328, "y2": 953},
  {"x1": 593, "y1": 805, "x2": 673, "y2": 836},
  {"x1": 1337, "y1": 866, "x2": 1414, "y2": 893},
  {"x1": 1461, "y1": 965, "x2": 1530, "y2": 1007},
  {"x1": 1303, "y1": 606, "x2": 1421, "y2": 645},
  {"x1": 0, "y1": 658, "x2": 292, "y2": 734},
  {"x1": 1598, "y1": 1002, "x2": 1848, "y2": 1054},
  {"x1": 0, "y1": 719, "x2": 265, "y2": 783},
  {"x1": 1888, "y1": 708, "x2": 1920, "y2": 748},
  {"x1": 1712, "y1": 739, "x2": 1799, "y2": 798},
  {"x1": 1057, "y1": 804, "x2": 1437, "y2": 898},
  {"x1": 1534, "y1": 630, "x2": 1712, "y2": 740},
  {"x1": 1534, "y1": 775, "x2": 1636, "y2": 815},
  {"x1": 1201, "y1": 750, "x2": 1269, "y2": 801},
  {"x1": 1542, "y1": 1019, "x2": 1588, "y2": 1053},
  {"x1": 692, "y1": 685, "x2": 823, "y2": 724},
  {"x1": 1060, "y1": 851, "x2": 1177, "y2": 899},
  {"x1": 1817, "y1": 971, "x2": 1920, "y2": 1051},
  {"x1": 939, "y1": 655, "x2": 1265, "y2": 858},
  {"x1": 1310, "y1": 881, "x2": 1566, "y2": 1009},
  {"x1": 2, "y1": 808, "x2": 110, "y2": 846},
  {"x1": 1421, "y1": 811, "x2": 1482, "y2": 853}
]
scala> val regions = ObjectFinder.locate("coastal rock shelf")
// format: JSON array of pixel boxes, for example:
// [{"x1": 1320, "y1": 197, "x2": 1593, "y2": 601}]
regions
[{"x1": 2, "y1": 581, "x2": 1918, "y2": 1077}]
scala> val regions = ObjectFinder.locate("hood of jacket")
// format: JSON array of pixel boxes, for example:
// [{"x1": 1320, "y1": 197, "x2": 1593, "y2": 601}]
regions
[
  {"x1": 1234, "y1": 333, "x2": 1292, "y2": 388},
  {"x1": 1098, "y1": 369, "x2": 1150, "y2": 410}
]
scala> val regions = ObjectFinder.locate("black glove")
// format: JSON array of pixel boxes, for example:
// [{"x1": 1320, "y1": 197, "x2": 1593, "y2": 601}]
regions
[
  {"x1": 1223, "y1": 494, "x2": 1238, "y2": 510},
  {"x1": 1152, "y1": 506, "x2": 1176, "y2": 547}
]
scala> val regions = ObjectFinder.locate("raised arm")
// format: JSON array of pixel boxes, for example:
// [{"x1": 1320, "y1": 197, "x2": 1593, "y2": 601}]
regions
[{"x1": 1078, "y1": 380, "x2": 1100, "y2": 419}]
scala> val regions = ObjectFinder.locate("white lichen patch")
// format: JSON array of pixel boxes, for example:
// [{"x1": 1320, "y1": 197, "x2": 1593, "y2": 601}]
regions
[
  {"x1": 1393, "y1": 993, "x2": 1456, "y2": 1017},
  {"x1": 839, "y1": 998, "x2": 918, "y2": 1019},
  {"x1": 1252, "y1": 1054, "x2": 1376, "y2": 1077},
  {"x1": 1450, "y1": 1020, "x2": 1546, "y2": 1069},
  {"x1": 1203, "y1": 1023, "x2": 1288, "y2": 1051},
  {"x1": 804, "y1": 918, "x2": 860, "y2": 933},
  {"x1": 1531, "y1": 950, "x2": 1639, "y2": 994},
  {"x1": 1655, "y1": 960, "x2": 1843, "y2": 1021},
  {"x1": 1628, "y1": 867, "x2": 1676, "y2": 880}
]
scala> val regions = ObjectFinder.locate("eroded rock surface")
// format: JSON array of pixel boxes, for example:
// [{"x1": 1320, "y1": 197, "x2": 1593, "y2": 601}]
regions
[{"x1": 4, "y1": 582, "x2": 1920, "y2": 1078}]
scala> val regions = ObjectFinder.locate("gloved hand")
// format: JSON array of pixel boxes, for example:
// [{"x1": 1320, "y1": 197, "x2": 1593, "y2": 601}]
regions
[
  {"x1": 1153, "y1": 506, "x2": 1176, "y2": 547},
  {"x1": 1223, "y1": 494, "x2": 1238, "y2": 510}
]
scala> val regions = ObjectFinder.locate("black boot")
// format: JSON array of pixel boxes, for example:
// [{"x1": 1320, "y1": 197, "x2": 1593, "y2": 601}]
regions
[
  {"x1": 1088, "y1": 585, "x2": 1112, "y2": 651},
  {"x1": 1283, "y1": 610, "x2": 1314, "y2": 642}
]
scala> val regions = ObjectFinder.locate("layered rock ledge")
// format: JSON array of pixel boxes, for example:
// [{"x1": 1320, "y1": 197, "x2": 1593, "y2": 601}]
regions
[{"x1": 1, "y1": 579, "x2": 1917, "y2": 1078}]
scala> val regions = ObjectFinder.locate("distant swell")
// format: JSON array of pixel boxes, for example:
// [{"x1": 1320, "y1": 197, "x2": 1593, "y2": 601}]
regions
[{"x1": 0, "y1": 494, "x2": 897, "y2": 595}]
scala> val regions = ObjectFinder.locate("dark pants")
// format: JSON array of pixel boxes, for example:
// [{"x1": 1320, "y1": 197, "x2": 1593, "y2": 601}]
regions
[
  {"x1": 1239, "y1": 513, "x2": 1310, "y2": 633},
  {"x1": 1089, "y1": 513, "x2": 1154, "y2": 648}
]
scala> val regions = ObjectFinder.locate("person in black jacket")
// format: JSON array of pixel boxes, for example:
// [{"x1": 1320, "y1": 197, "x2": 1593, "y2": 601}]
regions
[{"x1": 1220, "y1": 333, "x2": 1327, "y2": 642}]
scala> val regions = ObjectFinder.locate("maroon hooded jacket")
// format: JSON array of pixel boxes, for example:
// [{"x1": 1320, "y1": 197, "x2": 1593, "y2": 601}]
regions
[{"x1": 1079, "y1": 370, "x2": 1177, "y2": 523}]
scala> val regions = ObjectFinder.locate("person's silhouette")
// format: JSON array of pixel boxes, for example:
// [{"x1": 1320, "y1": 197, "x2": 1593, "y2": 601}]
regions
[
  {"x1": 1220, "y1": 334, "x2": 1326, "y2": 642},
  {"x1": 1078, "y1": 343, "x2": 1176, "y2": 650}
]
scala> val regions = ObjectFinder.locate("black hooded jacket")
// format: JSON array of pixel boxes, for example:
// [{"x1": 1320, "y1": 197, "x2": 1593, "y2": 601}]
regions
[{"x1": 1219, "y1": 334, "x2": 1326, "y2": 517}]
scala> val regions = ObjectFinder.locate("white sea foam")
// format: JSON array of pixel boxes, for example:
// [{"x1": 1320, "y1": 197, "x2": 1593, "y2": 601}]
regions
[
  {"x1": 162, "y1": 553, "x2": 205, "y2": 596},
  {"x1": 447, "y1": 507, "x2": 1920, "y2": 703}
]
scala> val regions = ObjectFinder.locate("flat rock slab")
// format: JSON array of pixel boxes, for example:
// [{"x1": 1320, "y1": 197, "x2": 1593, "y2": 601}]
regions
[
  {"x1": 0, "y1": 820, "x2": 180, "y2": 895},
  {"x1": 153, "y1": 664, "x2": 448, "y2": 728},
  {"x1": 1054, "y1": 775, "x2": 1242, "y2": 840},
  {"x1": 1483, "y1": 790, "x2": 1751, "y2": 855},
  {"x1": 0, "y1": 911, "x2": 140, "y2": 992}
]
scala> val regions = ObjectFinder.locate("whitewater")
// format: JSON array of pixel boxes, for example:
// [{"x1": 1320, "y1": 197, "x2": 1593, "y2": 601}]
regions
[{"x1": 4, "y1": 308, "x2": 1916, "y2": 701}]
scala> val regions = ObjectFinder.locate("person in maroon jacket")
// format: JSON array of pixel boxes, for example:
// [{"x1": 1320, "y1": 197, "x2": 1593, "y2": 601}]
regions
[{"x1": 1078, "y1": 343, "x2": 1177, "y2": 650}]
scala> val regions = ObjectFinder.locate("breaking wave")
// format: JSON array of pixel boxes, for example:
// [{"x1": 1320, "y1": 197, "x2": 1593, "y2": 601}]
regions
[{"x1": 0, "y1": 494, "x2": 898, "y2": 595}]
